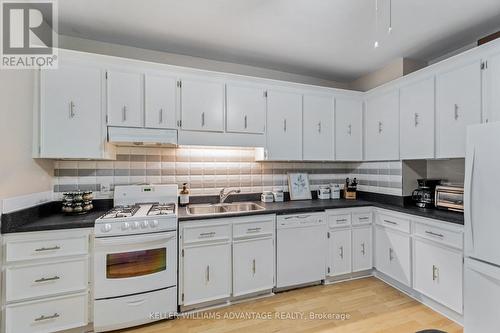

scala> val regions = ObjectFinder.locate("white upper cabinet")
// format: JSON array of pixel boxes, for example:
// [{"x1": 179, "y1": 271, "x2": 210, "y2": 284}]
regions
[
  {"x1": 266, "y1": 90, "x2": 303, "y2": 160},
  {"x1": 436, "y1": 61, "x2": 482, "y2": 158},
  {"x1": 335, "y1": 97, "x2": 363, "y2": 161},
  {"x1": 303, "y1": 94, "x2": 334, "y2": 161},
  {"x1": 180, "y1": 78, "x2": 225, "y2": 132},
  {"x1": 400, "y1": 77, "x2": 435, "y2": 159},
  {"x1": 40, "y1": 63, "x2": 106, "y2": 159},
  {"x1": 365, "y1": 90, "x2": 400, "y2": 161},
  {"x1": 483, "y1": 52, "x2": 500, "y2": 124},
  {"x1": 107, "y1": 70, "x2": 143, "y2": 128},
  {"x1": 226, "y1": 83, "x2": 266, "y2": 134},
  {"x1": 144, "y1": 74, "x2": 177, "y2": 129}
]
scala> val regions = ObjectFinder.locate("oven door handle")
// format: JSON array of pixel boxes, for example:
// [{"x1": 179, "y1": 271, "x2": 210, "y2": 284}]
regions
[{"x1": 95, "y1": 232, "x2": 176, "y2": 246}]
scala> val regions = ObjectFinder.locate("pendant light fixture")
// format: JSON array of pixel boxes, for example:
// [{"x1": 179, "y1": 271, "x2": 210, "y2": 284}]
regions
[
  {"x1": 388, "y1": 0, "x2": 393, "y2": 34},
  {"x1": 374, "y1": 0, "x2": 379, "y2": 48}
]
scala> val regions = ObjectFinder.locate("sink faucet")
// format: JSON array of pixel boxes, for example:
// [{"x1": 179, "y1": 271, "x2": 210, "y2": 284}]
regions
[{"x1": 219, "y1": 188, "x2": 241, "y2": 203}]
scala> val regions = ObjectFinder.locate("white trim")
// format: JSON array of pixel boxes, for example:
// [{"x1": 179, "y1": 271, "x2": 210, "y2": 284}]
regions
[{"x1": 1, "y1": 191, "x2": 53, "y2": 214}]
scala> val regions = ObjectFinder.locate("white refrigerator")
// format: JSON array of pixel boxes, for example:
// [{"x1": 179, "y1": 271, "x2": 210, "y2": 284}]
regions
[{"x1": 464, "y1": 122, "x2": 500, "y2": 333}]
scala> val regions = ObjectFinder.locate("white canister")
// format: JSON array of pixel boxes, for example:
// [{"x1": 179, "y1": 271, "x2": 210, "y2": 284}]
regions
[
  {"x1": 318, "y1": 185, "x2": 331, "y2": 200},
  {"x1": 261, "y1": 191, "x2": 274, "y2": 203},
  {"x1": 273, "y1": 189, "x2": 284, "y2": 202},
  {"x1": 330, "y1": 184, "x2": 341, "y2": 199}
]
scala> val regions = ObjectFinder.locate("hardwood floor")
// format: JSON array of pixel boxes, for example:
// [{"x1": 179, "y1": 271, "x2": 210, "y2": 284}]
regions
[{"x1": 118, "y1": 277, "x2": 463, "y2": 333}]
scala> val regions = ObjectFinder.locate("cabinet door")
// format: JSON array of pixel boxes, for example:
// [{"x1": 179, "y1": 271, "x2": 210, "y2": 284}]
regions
[
  {"x1": 328, "y1": 229, "x2": 351, "y2": 276},
  {"x1": 303, "y1": 94, "x2": 334, "y2": 160},
  {"x1": 352, "y1": 226, "x2": 372, "y2": 272},
  {"x1": 335, "y1": 98, "x2": 363, "y2": 161},
  {"x1": 233, "y1": 238, "x2": 274, "y2": 297},
  {"x1": 400, "y1": 77, "x2": 435, "y2": 159},
  {"x1": 436, "y1": 61, "x2": 481, "y2": 158},
  {"x1": 226, "y1": 84, "x2": 266, "y2": 134},
  {"x1": 107, "y1": 70, "x2": 143, "y2": 127},
  {"x1": 180, "y1": 78, "x2": 225, "y2": 132},
  {"x1": 375, "y1": 226, "x2": 411, "y2": 286},
  {"x1": 41, "y1": 63, "x2": 104, "y2": 159},
  {"x1": 413, "y1": 239, "x2": 463, "y2": 314},
  {"x1": 145, "y1": 74, "x2": 176, "y2": 129},
  {"x1": 266, "y1": 90, "x2": 302, "y2": 160},
  {"x1": 484, "y1": 53, "x2": 500, "y2": 123},
  {"x1": 182, "y1": 243, "x2": 231, "y2": 306},
  {"x1": 365, "y1": 90, "x2": 400, "y2": 161}
]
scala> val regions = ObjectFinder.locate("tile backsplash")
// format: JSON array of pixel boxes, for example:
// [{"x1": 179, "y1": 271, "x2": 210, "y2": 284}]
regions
[{"x1": 53, "y1": 147, "x2": 402, "y2": 198}]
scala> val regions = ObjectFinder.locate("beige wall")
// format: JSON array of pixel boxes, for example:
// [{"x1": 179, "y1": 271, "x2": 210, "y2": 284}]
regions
[{"x1": 0, "y1": 70, "x2": 53, "y2": 200}]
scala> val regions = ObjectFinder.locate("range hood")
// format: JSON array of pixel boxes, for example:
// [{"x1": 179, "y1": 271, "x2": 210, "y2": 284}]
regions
[{"x1": 108, "y1": 127, "x2": 178, "y2": 147}]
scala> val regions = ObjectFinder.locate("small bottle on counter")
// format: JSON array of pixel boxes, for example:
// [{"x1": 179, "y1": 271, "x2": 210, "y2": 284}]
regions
[{"x1": 179, "y1": 183, "x2": 190, "y2": 206}]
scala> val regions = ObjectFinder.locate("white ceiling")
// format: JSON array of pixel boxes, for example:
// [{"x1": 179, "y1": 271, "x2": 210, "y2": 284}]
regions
[{"x1": 58, "y1": 0, "x2": 500, "y2": 82}]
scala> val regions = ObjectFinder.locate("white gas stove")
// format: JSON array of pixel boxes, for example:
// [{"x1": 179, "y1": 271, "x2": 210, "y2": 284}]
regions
[{"x1": 93, "y1": 184, "x2": 178, "y2": 332}]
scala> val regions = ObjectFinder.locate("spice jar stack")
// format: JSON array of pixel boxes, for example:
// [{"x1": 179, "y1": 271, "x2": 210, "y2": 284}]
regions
[{"x1": 62, "y1": 191, "x2": 94, "y2": 215}]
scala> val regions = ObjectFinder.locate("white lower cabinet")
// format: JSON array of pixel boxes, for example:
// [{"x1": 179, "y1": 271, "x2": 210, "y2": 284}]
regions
[
  {"x1": 375, "y1": 225, "x2": 411, "y2": 287},
  {"x1": 182, "y1": 243, "x2": 232, "y2": 306},
  {"x1": 327, "y1": 229, "x2": 351, "y2": 276},
  {"x1": 413, "y1": 239, "x2": 463, "y2": 314},
  {"x1": 233, "y1": 237, "x2": 274, "y2": 297},
  {"x1": 352, "y1": 226, "x2": 373, "y2": 272}
]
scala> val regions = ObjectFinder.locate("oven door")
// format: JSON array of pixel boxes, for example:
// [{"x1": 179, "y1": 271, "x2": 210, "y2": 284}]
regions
[{"x1": 94, "y1": 231, "x2": 177, "y2": 299}]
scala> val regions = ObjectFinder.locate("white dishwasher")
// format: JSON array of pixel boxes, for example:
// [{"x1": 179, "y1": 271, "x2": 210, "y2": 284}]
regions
[{"x1": 276, "y1": 212, "x2": 327, "y2": 289}]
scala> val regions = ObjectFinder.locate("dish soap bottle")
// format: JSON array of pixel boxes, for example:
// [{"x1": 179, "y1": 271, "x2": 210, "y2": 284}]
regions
[{"x1": 179, "y1": 183, "x2": 190, "y2": 206}]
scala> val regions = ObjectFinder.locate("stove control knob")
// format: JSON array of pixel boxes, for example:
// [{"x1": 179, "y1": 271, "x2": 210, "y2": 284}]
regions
[
  {"x1": 150, "y1": 220, "x2": 159, "y2": 228},
  {"x1": 121, "y1": 222, "x2": 130, "y2": 231},
  {"x1": 141, "y1": 221, "x2": 149, "y2": 229},
  {"x1": 101, "y1": 224, "x2": 112, "y2": 233},
  {"x1": 132, "y1": 221, "x2": 140, "y2": 229}
]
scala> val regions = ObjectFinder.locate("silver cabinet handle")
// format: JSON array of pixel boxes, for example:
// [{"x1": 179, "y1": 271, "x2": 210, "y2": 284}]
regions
[
  {"x1": 252, "y1": 259, "x2": 256, "y2": 275},
  {"x1": 432, "y1": 265, "x2": 439, "y2": 281},
  {"x1": 383, "y1": 219, "x2": 397, "y2": 225},
  {"x1": 34, "y1": 313, "x2": 60, "y2": 322},
  {"x1": 389, "y1": 248, "x2": 394, "y2": 261},
  {"x1": 283, "y1": 118, "x2": 287, "y2": 132},
  {"x1": 284, "y1": 215, "x2": 310, "y2": 220},
  {"x1": 34, "y1": 276, "x2": 60, "y2": 283},
  {"x1": 247, "y1": 227, "x2": 262, "y2": 233},
  {"x1": 414, "y1": 113, "x2": 419, "y2": 127},
  {"x1": 244, "y1": 115, "x2": 248, "y2": 129},
  {"x1": 318, "y1": 121, "x2": 322, "y2": 133},
  {"x1": 199, "y1": 232, "x2": 216, "y2": 238},
  {"x1": 34, "y1": 245, "x2": 60, "y2": 252},
  {"x1": 361, "y1": 242, "x2": 366, "y2": 256},
  {"x1": 339, "y1": 246, "x2": 344, "y2": 259},
  {"x1": 206, "y1": 265, "x2": 210, "y2": 282},
  {"x1": 378, "y1": 121, "x2": 383, "y2": 133},
  {"x1": 454, "y1": 104, "x2": 459, "y2": 120},
  {"x1": 425, "y1": 230, "x2": 444, "y2": 238},
  {"x1": 201, "y1": 112, "x2": 206, "y2": 127},
  {"x1": 159, "y1": 108, "x2": 163, "y2": 124},
  {"x1": 69, "y1": 101, "x2": 75, "y2": 118},
  {"x1": 336, "y1": 218, "x2": 348, "y2": 223},
  {"x1": 359, "y1": 216, "x2": 370, "y2": 221},
  {"x1": 122, "y1": 106, "x2": 127, "y2": 122},
  {"x1": 347, "y1": 124, "x2": 352, "y2": 135}
]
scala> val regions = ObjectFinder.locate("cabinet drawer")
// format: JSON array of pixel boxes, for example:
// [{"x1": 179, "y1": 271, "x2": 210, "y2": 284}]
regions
[
  {"x1": 5, "y1": 233, "x2": 88, "y2": 262},
  {"x1": 183, "y1": 223, "x2": 231, "y2": 244},
  {"x1": 414, "y1": 223, "x2": 463, "y2": 249},
  {"x1": 233, "y1": 220, "x2": 274, "y2": 239},
  {"x1": 328, "y1": 213, "x2": 352, "y2": 228},
  {"x1": 352, "y1": 212, "x2": 372, "y2": 225},
  {"x1": 376, "y1": 212, "x2": 410, "y2": 233},
  {"x1": 5, "y1": 258, "x2": 88, "y2": 303},
  {"x1": 5, "y1": 293, "x2": 88, "y2": 333}
]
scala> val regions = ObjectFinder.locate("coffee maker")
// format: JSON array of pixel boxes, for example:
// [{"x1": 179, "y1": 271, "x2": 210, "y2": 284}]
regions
[{"x1": 412, "y1": 179, "x2": 442, "y2": 208}]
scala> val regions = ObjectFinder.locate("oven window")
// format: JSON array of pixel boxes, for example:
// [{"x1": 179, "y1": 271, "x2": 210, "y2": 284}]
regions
[{"x1": 106, "y1": 248, "x2": 166, "y2": 279}]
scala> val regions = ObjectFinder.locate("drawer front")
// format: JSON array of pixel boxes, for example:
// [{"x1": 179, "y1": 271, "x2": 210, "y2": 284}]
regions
[
  {"x1": 352, "y1": 212, "x2": 372, "y2": 225},
  {"x1": 277, "y1": 212, "x2": 326, "y2": 228},
  {"x1": 5, "y1": 293, "x2": 88, "y2": 333},
  {"x1": 5, "y1": 258, "x2": 88, "y2": 303},
  {"x1": 328, "y1": 213, "x2": 352, "y2": 228},
  {"x1": 183, "y1": 223, "x2": 231, "y2": 244},
  {"x1": 5, "y1": 235, "x2": 88, "y2": 262},
  {"x1": 233, "y1": 220, "x2": 274, "y2": 239},
  {"x1": 414, "y1": 223, "x2": 463, "y2": 249},
  {"x1": 376, "y1": 212, "x2": 410, "y2": 233}
]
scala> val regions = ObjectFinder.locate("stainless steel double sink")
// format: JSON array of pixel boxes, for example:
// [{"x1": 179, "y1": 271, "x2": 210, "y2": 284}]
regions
[{"x1": 186, "y1": 202, "x2": 265, "y2": 216}]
